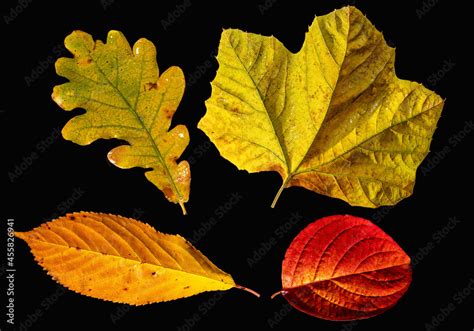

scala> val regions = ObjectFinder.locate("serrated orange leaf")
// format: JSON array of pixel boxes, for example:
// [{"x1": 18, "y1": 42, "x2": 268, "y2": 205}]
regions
[
  {"x1": 199, "y1": 6, "x2": 444, "y2": 208},
  {"x1": 273, "y1": 215, "x2": 412, "y2": 320},
  {"x1": 16, "y1": 212, "x2": 258, "y2": 305},
  {"x1": 52, "y1": 31, "x2": 190, "y2": 214}
]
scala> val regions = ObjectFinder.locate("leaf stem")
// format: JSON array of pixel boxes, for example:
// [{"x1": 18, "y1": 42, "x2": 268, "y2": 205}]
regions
[
  {"x1": 234, "y1": 284, "x2": 261, "y2": 298},
  {"x1": 271, "y1": 178, "x2": 289, "y2": 208},
  {"x1": 179, "y1": 201, "x2": 187, "y2": 216},
  {"x1": 270, "y1": 290, "x2": 287, "y2": 299}
]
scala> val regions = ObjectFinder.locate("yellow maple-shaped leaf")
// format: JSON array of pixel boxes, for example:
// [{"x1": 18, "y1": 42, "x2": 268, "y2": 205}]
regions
[
  {"x1": 199, "y1": 6, "x2": 444, "y2": 208},
  {"x1": 52, "y1": 31, "x2": 190, "y2": 214},
  {"x1": 16, "y1": 212, "x2": 258, "y2": 305}
]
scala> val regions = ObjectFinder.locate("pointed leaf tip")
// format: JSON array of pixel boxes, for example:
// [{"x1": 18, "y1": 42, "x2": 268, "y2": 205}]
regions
[
  {"x1": 278, "y1": 215, "x2": 412, "y2": 320},
  {"x1": 17, "y1": 212, "x2": 237, "y2": 305},
  {"x1": 199, "y1": 6, "x2": 444, "y2": 208}
]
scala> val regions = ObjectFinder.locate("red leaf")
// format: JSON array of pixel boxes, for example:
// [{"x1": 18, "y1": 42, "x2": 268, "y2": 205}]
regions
[{"x1": 279, "y1": 215, "x2": 412, "y2": 321}]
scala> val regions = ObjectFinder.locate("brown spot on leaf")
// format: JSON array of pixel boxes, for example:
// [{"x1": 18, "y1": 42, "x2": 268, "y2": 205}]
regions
[
  {"x1": 151, "y1": 272, "x2": 156, "y2": 276},
  {"x1": 163, "y1": 108, "x2": 173, "y2": 119},
  {"x1": 123, "y1": 287, "x2": 129, "y2": 291},
  {"x1": 183, "y1": 286, "x2": 190, "y2": 289},
  {"x1": 145, "y1": 82, "x2": 158, "y2": 91},
  {"x1": 68, "y1": 215, "x2": 76, "y2": 220}
]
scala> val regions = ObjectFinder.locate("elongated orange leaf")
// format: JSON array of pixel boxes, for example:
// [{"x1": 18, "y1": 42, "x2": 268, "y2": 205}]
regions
[
  {"x1": 274, "y1": 215, "x2": 412, "y2": 320},
  {"x1": 52, "y1": 31, "x2": 190, "y2": 214},
  {"x1": 199, "y1": 6, "x2": 444, "y2": 208},
  {"x1": 16, "y1": 212, "x2": 258, "y2": 305}
]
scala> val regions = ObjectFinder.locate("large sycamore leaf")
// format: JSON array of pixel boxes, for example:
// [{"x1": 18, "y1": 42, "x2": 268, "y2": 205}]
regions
[
  {"x1": 52, "y1": 31, "x2": 190, "y2": 214},
  {"x1": 199, "y1": 6, "x2": 444, "y2": 208},
  {"x1": 273, "y1": 215, "x2": 412, "y2": 320},
  {"x1": 16, "y1": 212, "x2": 258, "y2": 305}
]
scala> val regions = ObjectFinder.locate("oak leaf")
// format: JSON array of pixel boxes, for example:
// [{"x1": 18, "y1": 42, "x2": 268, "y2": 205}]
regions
[
  {"x1": 53, "y1": 31, "x2": 190, "y2": 214},
  {"x1": 273, "y1": 215, "x2": 412, "y2": 320},
  {"x1": 16, "y1": 212, "x2": 259, "y2": 305},
  {"x1": 199, "y1": 6, "x2": 444, "y2": 208}
]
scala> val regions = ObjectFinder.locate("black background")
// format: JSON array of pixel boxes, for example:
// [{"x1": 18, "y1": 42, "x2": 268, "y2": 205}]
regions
[{"x1": 1, "y1": 0, "x2": 471, "y2": 330}]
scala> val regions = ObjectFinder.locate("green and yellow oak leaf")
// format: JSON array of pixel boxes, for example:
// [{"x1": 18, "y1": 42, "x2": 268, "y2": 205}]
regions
[
  {"x1": 52, "y1": 30, "x2": 190, "y2": 214},
  {"x1": 199, "y1": 6, "x2": 444, "y2": 208},
  {"x1": 16, "y1": 212, "x2": 259, "y2": 305}
]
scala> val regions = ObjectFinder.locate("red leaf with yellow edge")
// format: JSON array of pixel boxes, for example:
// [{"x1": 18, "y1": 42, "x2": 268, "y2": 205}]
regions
[{"x1": 275, "y1": 215, "x2": 411, "y2": 321}]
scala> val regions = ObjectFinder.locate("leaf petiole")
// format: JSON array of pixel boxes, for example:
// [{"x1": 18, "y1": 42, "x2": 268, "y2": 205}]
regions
[
  {"x1": 234, "y1": 284, "x2": 261, "y2": 298},
  {"x1": 270, "y1": 290, "x2": 287, "y2": 299},
  {"x1": 271, "y1": 177, "x2": 289, "y2": 208}
]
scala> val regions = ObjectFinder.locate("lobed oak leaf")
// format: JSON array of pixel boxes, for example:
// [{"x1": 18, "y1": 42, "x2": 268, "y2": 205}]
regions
[{"x1": 52, "y1": 30, "x2": 190, "y2": 214}]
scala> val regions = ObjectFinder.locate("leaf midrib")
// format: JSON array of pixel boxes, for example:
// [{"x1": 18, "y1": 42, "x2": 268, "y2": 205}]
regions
[
  {"x1": 91, "y1": 53, "x2": 183, "y2": 203},
  {"x1": 288, "y1": 12, "x2": 351, "y2": 177},
  {"x1": 283, "y1": 262, "x2": 410, "y2": 292},
  {"x1": 292, "y1": 99, "x2": 443, "y2": 176},
  {"x1": 225, "y1": 33, "x2": 291, "y2": 177},
  {"x1": 26, "y1": 235, "x2": 234, "y2": 287},
  {"x1": 223, "y1": 10, "x2": 352, "y2": 181}
]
